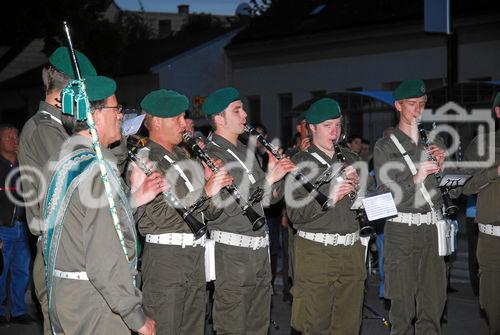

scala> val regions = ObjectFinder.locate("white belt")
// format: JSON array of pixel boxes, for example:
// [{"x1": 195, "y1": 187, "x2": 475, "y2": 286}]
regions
[
  {"x1": 145, "y1": 233, "x2": 206, "y2": 248},
  {"x1": 53, "y1": 269, "x2": 89, "y2": 281},
  {"x1": 297, "y1": 230, "x2": 360, "y2": 246},
  {"x1": 389, "y1": 211, "x2": 442, "y2": 226},
  {"x1": 478, "y1": 223, "x2": 500, "y2": 237},
  {"x1": 211, "y1": 230, "x2": 269, "y2": 250}
]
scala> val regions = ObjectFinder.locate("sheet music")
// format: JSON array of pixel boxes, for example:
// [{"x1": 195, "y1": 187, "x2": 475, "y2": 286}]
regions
[
  {"x1": 122, "y1": 114, "x2": 145, "y2": 136},
  {"x1": 362, "y1": 193, "x2": 398, "y2": 221}
]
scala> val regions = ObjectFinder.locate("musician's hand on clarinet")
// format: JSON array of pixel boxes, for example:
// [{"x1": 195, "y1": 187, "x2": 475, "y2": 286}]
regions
[
  {"x1": 413, "y1": 161, "x2": 441, "y2": 184},
  {"x1": 343, "y1": 166, "x2": 359, "y2": 183},
  {"x1": 202, "y1": 159, "x2": 224, "y2": 180},
  {"x1": 204, "y1": 168, "x2": 233, "y2": 197},
  {"x1": 137, "y1": 317, "x2": 156, "y2": 335},
  {"x1": 428, "y1": 144, "x2": 445, "y2": 169},
  {"x1": 266, "y1": 157, "x2": 296, "y2": 185},
  {"x1": 129, "y1": 163, "x2": 168, "y2": 207},
  {"x1": 329, "y1": 180, "x2": 357, "y2": 205}
]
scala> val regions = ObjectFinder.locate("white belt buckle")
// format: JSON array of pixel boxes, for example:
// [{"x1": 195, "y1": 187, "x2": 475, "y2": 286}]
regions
[
  {"x1": 346, "y1": 234, "x2": 353, "y2": 246},
  {"x1": 331, "y1": 234, "x2": 338, "y2": 246}
]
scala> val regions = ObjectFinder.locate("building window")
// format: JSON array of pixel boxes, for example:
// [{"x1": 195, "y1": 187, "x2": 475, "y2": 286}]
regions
[
  {"x1": 278, "y1": 93, "x2": 293, "y2": 147},
  {"x1": 246, "y1": 95, "x2": 261, "y2": 125}
]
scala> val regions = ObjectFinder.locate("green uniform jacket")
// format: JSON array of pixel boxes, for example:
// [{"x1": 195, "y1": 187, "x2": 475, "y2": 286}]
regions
[
  {"x1": 204, "y1": 133, "x2": 280, "y2": 236},
  {"x1": 461, "y1": 130, "x2": 500, "y2": 225},
  {"x1": 137, "y1": 139, "x2": 217, "y2": 235},
  {"x1": 286, "y1": 144, "x2": 359, "y2": 234},
  {"x1": 18, "y1": 101, "x2": 128, "y2": 236},
  {"x1": 44, "y1": 135, "x2": 145, "y2": 332},
  {"x1": 373, "y1": 127, "x2": 444, "y2": 213}
]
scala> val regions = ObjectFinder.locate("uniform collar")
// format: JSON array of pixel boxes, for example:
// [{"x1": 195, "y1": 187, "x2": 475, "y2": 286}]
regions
[
  {"x1": 39, "y1": 101, "x2": 62, "y2": 118},
  {"x1": 146, "y1": 139, "x2": 184, "y2": 161},
  {"x1": 394, "y1": 127, "x2": 418, "y2": 147},
  {"x1": 307, "y1": 144, "x2": 338, "y2": 164},
  {"x1": 69, "y1": 134, "x2": 117, "y2": 166},
  {"x1": 211, "y1": 133, "x2": 245, "y2": 152}
]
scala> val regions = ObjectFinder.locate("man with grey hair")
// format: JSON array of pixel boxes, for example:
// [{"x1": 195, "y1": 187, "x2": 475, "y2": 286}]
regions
[
  {"x1": 43, "y1": 75, "x2": 159, "y2": 334},
  {"x1": 18, "y1": 47, "x2": 127, "y2": 333}
]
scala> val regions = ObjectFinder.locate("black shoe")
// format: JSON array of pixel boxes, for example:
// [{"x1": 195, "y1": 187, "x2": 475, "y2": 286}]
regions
[
  {"x1": 10, "y1": 314, "x2": 36, "y2": 325},
  {"x1": 0, "y1": 315, "x2": 8, "y2": 327},
  {"x1": 447, "y1": 286, "x2": 459, "y2": 293}
]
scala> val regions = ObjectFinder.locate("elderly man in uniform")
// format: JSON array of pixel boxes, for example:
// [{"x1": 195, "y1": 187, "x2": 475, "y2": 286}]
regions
[
  {"x1": 43, "y1": 75, "x2": 161, "y2": 334},
  {"x1": 137, "y1": 89, "x2": 232, "y2": 335},
  {"x1": 373, "y1": 80, "x2": 447, "y2": 335},
  {"x1": 201, "y1": 87, "x2": 295, "y2": 334},
  {"x1": 18, "y1": 47, "x2": 119, "y2": 334},
  {"x1": 460, "y1": 92, "x2": 500, "y2": 334},
  {"x1": 285, "y1": 98, "x2": 365, "y2": 335}
]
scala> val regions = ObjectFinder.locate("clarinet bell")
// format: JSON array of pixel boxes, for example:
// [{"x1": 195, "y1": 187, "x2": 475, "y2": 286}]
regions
[
  {"x1": 246, "y1": 207, "x2": 267, "y2": 231},
  {"x1": 443, "y1": 195, "x2": 458, "y2": 217},
  {"x1": 318, "y1": 193, "x2": 331, "y2": 211},
  {"x1": 184, "y1": 213, "x2": 208, "y2": 240}
]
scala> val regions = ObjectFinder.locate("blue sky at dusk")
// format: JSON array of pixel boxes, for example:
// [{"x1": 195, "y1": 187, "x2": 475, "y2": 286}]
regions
[{"x1": 115, "y1": 0, "x2": 245, "y2": 15}]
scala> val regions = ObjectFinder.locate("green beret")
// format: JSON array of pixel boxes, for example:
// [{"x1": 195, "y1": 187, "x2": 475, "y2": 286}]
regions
[
  {"x1": 393, "y1": 79, "x2": 426, "y2": 101},
  {"x1": 202, "y1": 87, "x2": 240, "y2": 116},
  {"x1": 85, "y1": 76, "x2": 116, "y2": 102},
  {"x1": 140, "y1": 89, "x2": 189, "y2": 118},
  {"x1": 305, "y1": 98, "x2": 341, "y2": 124},
  {"x1": 49, "y1": 47, "x2": 97, "y2": 79},
  {"x1": 493, "y1": 92, "x2": 500, "y2": 108}
]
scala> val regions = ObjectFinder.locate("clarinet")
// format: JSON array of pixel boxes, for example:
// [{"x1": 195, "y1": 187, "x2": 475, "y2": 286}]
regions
[
  {"x1": 333, "y1": 141, "x2": 374, "y2": 238},
  {"x1": 182, "y1": 132, "x2": 267, "y2": 231},
  {"x1": 127, "y1": 149, "x2": 207, "y2": 240},
  {"x1": 418, "y1": 123, "x2": 458, "y2": 217},
  {"x1": 245, "y1": 124, "x2": 331, "y2": 211},
  {"x1": 333, "y1": 142, "x2": 357, "y2": 201}
]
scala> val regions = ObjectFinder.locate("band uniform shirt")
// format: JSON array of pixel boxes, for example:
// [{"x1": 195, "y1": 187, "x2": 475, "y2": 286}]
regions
[
  {"x1": 204, "y1": 133, "x2": 282, "y2": 237},
  {"x1": 43, "y1": 135, "x2": 145, "y2": 330},
  {"x1": 373, "y1": 127, "x2": 445, "y2": 214},
  {"x1": 462, "y1": 129, "x2": 500, "y2": 226},
  {"x1": 19, "y1": 101, "x2": 128, "y2": 236},
  {"x1": 286, "y1": 144, "x2": 359, "y2": 235},
  {"x1": 136, "y1": 139, "x2": 217, "y2": 236}
]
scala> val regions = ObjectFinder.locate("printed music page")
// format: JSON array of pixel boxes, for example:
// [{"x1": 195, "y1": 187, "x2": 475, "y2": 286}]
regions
[{"x1": 362, "y1": 193, "x2": 398, "y2": 221}]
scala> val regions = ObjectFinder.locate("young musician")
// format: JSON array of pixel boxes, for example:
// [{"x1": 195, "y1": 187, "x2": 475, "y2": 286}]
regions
[{"x1": 285, "y1": 97, "x2": 365, "y2": 335}]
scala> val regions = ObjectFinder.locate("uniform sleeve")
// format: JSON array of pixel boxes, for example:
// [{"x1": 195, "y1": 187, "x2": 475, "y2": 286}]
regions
[
  {"x1": 373, "y1": 141, "x2": 417, "y2": 199},
  {"x1": 460, "y1": 137, "x2": 498, "y2": 195},
  {"x1": 82, "y1": 173, "x2": 146, "y2": 331},
  {"x1": 284, "y1": 155, "x2": 329, "y2": 225}
]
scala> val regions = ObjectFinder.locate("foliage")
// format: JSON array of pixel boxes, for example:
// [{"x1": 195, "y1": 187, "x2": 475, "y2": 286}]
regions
[{"x1": 0, "y1": 0, "x2": 153, "y2": 76}]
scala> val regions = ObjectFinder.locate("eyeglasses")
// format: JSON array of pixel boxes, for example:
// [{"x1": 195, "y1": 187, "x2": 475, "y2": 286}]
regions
[{"x1": 101, "y1": 105, "x2": 123, "y2": 114}]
